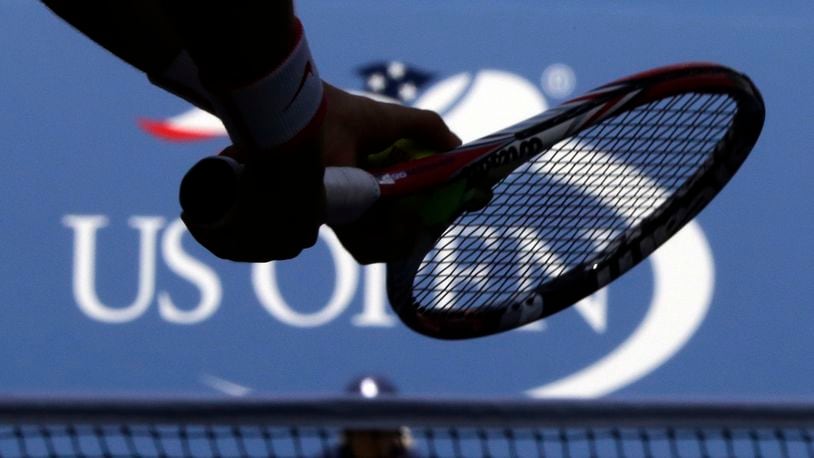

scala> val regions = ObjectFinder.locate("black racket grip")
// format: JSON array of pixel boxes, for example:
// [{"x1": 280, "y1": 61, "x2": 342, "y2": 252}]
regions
[{"x1": 179, "y1": 156, "x2": 381, "y2": 227}]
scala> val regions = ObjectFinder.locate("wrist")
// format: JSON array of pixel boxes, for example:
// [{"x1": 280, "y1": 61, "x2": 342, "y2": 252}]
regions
[{"x1": 205, "y1": 17, "x2": 327, "y2": 155}]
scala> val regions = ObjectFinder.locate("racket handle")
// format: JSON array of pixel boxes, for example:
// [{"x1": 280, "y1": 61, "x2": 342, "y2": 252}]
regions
[
  {"x1": 179, "y1": 156, "x2": 381, "y2": 227},
  {"x1": 322, "y1": 165, "x2": 381, "y2": 224}
]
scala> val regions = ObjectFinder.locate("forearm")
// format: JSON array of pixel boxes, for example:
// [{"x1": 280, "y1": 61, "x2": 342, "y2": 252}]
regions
[
  {"x1": 43, "y1": 0, "x2": 180, "y2": 75},
  {"x1": 42, "y1": 0, "x2": 215, "y2": 111},
  {"x1": 41, "y1": 1, "x2": 299, "y2": 116},
  {"x1": 158, "y1": 1, "x2": 296, "y2": 90},
  {"x1": 157, "y1": 1, "x2": 313, "y2": 154}
]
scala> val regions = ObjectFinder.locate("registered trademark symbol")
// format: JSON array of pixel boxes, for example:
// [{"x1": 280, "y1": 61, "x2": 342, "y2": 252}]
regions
[{"x1": 541, "y1": 63, "x2": 577, "y2": 99}]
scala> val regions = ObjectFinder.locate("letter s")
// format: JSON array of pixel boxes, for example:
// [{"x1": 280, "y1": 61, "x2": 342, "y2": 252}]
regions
[{"x1": 157, "y1": 219, "x2": 222, "y2": 324}]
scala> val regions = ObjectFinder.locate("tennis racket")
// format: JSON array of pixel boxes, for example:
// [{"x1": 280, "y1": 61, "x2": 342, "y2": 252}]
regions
[{"x1": 181, "y1": 62, "x2": 765, "y2": 339}]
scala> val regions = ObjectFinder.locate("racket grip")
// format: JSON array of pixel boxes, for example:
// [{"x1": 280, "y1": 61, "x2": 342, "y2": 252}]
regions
[
  {"x1": 323, "y1": 166, "x2": 381, "y2": 224},
  {"x1": 179, "y1": 156, "x2": 381, "y2": 227}
]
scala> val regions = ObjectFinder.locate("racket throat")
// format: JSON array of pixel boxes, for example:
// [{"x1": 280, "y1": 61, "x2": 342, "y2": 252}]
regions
[{"x1": 404, "y1": 179, "x2": 493, "y2": 227}]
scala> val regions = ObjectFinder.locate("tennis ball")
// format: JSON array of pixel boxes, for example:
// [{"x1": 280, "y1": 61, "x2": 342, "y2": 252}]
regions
[{"x1": 366, "y1": 138, "x2": 439, "y2": 168}]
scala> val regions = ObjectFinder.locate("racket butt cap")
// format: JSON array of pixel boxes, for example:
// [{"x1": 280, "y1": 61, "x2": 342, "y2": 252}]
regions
[{"x1": 179, "y1": 156, "x2": 242, "y2": 225}]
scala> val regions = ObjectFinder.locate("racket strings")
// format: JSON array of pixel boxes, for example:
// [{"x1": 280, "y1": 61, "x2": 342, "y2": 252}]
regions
[{"x1": 414, "y1": 93, "x2": 738, "y2": 313}]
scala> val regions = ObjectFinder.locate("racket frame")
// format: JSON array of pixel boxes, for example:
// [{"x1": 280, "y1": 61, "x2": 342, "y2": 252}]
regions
[{"x1": 374, "y1": 63, "x2": 765, "y2": 339}]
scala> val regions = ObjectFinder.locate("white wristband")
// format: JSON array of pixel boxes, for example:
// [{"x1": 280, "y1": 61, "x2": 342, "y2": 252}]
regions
[{"x1": 209, "y1": 18, "x2": 325, "y2": 151}]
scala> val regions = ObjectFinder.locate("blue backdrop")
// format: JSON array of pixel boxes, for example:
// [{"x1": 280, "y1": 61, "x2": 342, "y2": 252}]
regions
[{"x1": 0, "y1": 1, "x2": 811, "y2": 399}]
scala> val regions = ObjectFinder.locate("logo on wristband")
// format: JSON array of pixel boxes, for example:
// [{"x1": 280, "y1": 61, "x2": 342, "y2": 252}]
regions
[{"x1": 285, "y1": 60, "x2": 316, "y2": 111}]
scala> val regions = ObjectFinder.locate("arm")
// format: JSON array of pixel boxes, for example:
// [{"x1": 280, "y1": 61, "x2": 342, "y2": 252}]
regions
[
  {"x1": 42, "y1": 0, "x2": 180, "y2": 75},
  {"x1": 43, "y1": 1, "x2": 460, "y2": 263},
  {"x1": 42, "y1": 1, "x2": 297, "y2": 115},
  {"x1": 44, "y1": 0, "x2": 326, "y2": 261},
  {"x1": 158, "y1": 2, "x2": 328, "y2": 260},
  {"x1": 157, "y1": 2, "x2": 296, "y2": 89}
]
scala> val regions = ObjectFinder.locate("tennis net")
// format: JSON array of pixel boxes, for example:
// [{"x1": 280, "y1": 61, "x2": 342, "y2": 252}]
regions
[{"x1": 0, "y1": 397, "x2": 812, "y2": 457}]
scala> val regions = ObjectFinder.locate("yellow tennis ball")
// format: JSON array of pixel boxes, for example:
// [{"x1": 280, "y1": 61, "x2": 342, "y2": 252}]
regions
[{"x1": 366, "y1": 138, "x2": 440, "y2": 167}]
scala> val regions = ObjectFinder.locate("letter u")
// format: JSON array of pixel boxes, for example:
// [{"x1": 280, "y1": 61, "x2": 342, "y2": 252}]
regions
[{"x1": 63, "y1": 215, "x2": 164, "y2": 323}]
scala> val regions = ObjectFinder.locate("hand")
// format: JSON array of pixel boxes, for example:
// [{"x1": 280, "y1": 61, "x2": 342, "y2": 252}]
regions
[
  {"x1": 180, "y1": 82, "x2": 460, "y2": 264},
  {"x1": 320, "y1": 84, "x2": 461, "y2": 264},
  {"x1": 320, "y1": 83, "x2": 460, "y2": 167}
]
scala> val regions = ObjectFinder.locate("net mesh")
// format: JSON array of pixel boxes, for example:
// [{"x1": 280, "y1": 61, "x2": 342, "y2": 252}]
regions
[
  {"x1": 413, "y1": 93, "x2": 738, "y2": 312},
  {"x1": 1, "y1": 421, "x2": 813, "y2": 457}
]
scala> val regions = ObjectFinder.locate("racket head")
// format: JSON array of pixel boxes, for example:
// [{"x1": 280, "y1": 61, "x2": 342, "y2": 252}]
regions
[{"x1": 384, "y1": 63, "x2": 765, "y2": 339}]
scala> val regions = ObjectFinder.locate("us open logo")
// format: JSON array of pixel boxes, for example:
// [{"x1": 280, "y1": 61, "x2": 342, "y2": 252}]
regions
[{"x1": 64, "y1": 62, "x2": 714, "y2": 398}]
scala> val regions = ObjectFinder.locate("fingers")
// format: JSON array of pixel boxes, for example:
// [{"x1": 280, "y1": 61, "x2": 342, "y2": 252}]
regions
[
  {"x1": 182, "y1": 204, "x2": 319, "y2": 263},
  {"x1": 180, "y1": 144, "x2": 325, "y2": 263},
  {"x1": 322, "y1": 85, "x2": 462, "y2": 166},
  {"x1": 362, "y1": 100, "x2": 461, "y2": 154},
  {"x1": 389, "y1": 105, "x2": 462, "y2": 151}
]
